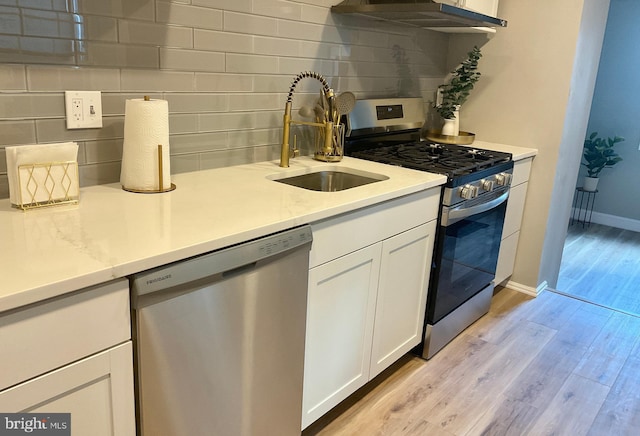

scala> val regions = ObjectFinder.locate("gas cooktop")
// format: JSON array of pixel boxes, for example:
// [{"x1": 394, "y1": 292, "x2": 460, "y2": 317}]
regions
[{"x1": 350, "y1": 141, "x2": 512, "y2": 179}]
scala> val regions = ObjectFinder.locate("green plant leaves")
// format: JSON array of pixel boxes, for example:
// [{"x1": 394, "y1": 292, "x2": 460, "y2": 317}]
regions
[
  {"x1": 435, "y1": 46, "x2": 482, "y2": 120},
  {"x1": 581, "y1": 132, "x2": 624, "y2": 177}
]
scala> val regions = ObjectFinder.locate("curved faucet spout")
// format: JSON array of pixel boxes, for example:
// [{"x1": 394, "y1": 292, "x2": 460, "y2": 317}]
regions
[{"x1": 280, "y1": 71, "x2": 335, "y2": 168}]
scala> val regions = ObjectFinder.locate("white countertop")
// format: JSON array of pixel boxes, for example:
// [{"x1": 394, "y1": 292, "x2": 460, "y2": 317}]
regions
[
  {"x1": 473, "y1": 140, "x2": 538, "y2": 161},
  {"x1": 0, "y1": 156, "x2": 446, "y2": 313}
]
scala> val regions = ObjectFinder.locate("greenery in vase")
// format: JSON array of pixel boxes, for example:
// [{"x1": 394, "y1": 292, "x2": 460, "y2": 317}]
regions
[
  {"x1": 435, "y1": 46, "x2": 482, "y2": 120},
  {"x1": 582, "y1": 132, "x2": 624, "y2": 178}
]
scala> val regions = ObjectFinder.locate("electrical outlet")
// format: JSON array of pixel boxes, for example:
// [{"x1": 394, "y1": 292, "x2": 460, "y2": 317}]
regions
[{"x1": 65, "y1": 91, "x2": 103, "y2": 129}]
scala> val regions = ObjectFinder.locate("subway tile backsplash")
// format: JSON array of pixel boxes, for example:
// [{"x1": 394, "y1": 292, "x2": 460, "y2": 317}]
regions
[{"x1": 0, "y1": 0, "x2": 450, "y2": 199}]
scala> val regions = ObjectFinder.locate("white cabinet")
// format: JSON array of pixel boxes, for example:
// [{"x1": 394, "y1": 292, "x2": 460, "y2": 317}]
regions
[
  {"x1": 304, "y1": 244, "x2": 380, "y2": 426},
  {"x1": 495, "y1": 158, "x2": 533, "y2": 285},
  {"x1": 0, "y1": 343, "x2": 135, "y2": 436},
  {"x1": 438, "y1": 0, "x2": 499, "y2": 16},
  {"x1": 370, "y1": 221, "x2": 436, "y2": 378},
  {"x1": 302, "y1": 189, "x2": 439, "y2": 429},
  {"x1": 0, "y1": 279, "x2": 135, "y2": 435}
]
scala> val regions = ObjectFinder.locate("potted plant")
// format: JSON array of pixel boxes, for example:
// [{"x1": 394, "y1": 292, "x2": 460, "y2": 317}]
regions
[
  {"x1": 581, "y1": 132, "x2": 624, "y2": 191},
  {"x1": 435, "y1": 46, "x2": 482, "y2": 136}
]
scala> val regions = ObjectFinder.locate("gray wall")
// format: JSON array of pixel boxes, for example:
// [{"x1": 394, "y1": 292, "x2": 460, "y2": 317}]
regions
[
  {"x1": 0, "y1": 0, "x2": 451, "y2": 198},
  {"x1": 582, "y1": 0, "x2": 640, "y2": 221}
]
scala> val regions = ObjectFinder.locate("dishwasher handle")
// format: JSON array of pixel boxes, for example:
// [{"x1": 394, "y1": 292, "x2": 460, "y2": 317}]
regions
[{"x1": 131, "y1": 225, "x2": 312, "y2": 298}]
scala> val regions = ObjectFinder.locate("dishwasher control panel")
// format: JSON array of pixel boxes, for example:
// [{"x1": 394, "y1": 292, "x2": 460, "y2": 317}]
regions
[{"x1": 131, "y1": 225, "x2": 313, "y2": 297}]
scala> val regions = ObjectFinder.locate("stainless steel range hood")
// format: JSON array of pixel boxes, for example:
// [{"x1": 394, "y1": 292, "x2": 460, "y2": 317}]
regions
[{"x1": 331, "y1": 0, "x2": 507, "y2": 29}]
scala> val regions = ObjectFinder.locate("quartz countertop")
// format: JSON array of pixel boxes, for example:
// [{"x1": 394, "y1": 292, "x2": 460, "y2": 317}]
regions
[
  {"x1": 472, "y1": 140, "x2": 538, "y2": 161},
  {"x1": 0, "y1": 156, "x2": 446, "y2": 313}
]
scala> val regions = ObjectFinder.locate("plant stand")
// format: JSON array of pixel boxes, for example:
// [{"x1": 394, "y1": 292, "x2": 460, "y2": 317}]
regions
[{"x1": 570, "y1": 187, "x2": 597, "y2": 228}]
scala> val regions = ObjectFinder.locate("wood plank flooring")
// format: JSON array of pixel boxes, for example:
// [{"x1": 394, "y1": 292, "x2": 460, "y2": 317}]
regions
[
  {"x1": 556, "y1": 223, "x2": 640, "y2": 316},
  {"x1": 302, "y1": 288, "x2": 640, "y2": 436}
]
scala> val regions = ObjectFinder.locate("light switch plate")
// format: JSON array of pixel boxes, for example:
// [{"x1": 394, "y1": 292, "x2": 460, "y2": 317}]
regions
[{"x1": 65, "y1": 91, "x2": 103, "y2": 129}]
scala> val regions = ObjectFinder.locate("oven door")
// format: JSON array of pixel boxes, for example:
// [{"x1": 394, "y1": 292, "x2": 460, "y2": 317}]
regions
[{"x1": 427, "y1": 189, "x2": 509, "y2": 324}]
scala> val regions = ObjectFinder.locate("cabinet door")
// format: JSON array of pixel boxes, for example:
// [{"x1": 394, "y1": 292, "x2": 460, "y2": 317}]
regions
[
  {"x1": 370, "y1": 221, "x2": 437, "y2": 378},
  {"x1": 0, "y1": 342, "x2": 135, "y2": 436},
  {"x1": 460, "y1": 0, "x2": 499, "y2": 16},
  {"x1": 437, "y1": 0, "x2": 499, "y2": 16},
  {"x1": 496, "y1": 231, "x2": 520, "y2": 286},
  {"x1": 302, "y1": 244, "x2": 381, "y2": 429}
]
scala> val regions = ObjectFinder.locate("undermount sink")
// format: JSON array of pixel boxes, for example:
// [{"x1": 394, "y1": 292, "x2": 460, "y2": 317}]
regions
[{"x1": 271, "y1": 168, "x2": 388, "y2": 192}]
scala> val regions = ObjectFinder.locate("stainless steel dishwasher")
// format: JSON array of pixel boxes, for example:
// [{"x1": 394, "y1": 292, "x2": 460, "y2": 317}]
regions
[{"x1": 130, "y1": 225, "x2": 312, "y2": 436}]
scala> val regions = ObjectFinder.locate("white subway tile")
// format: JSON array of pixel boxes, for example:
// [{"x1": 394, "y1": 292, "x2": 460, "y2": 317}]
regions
[
  {"x1": 27, "y1": 66, "x2": 121, "y2": 91},
  {"x1": 164, "y1": 93, "x2": 229, "y2": 113},
  {"x1": 84, "y1": 139, "x2": 124, "y2": 164},
  {"x1": 300, "y1": 4, "x2": 331, "y2": 24},
  {"x1": 170, "y1": 153, "x2": 200, "y2": 174},
  {"x1": 84, "y1": 16, "x2": 118, "y2": 42},
  {"x1": 195, "y1": 73, "x2": 253, "y2": 92},
  {"x1": 170, "y1": 131, "x2": 229, "y2": 153},
  {"x1": 79, "y1": 162, "x2": 121, "y2": 187},
  {"x1": 156, "y1": 1, "x2": 223, "y2": 30},
  {"x1": 224, "y1": 11, "x2": 277, "y2": 37},
  {"x1": 79, "y1": 42, "x2": 160, "y2": 69},
  {"x1": 0, "y1": 64, "x2": 26, "y2": 90},
  {"x1": 35, "y1": 117, "x2": 124, "y2": 143},
  {"x1": 160, "y1": 48, "x2": 225, "y2": 72},
  {"x1": 277, "y1": 57, "x2": 336, "y2": 77},
  {"x1": 119, "y1": 20, "x2": 193, "y2": 48},
  {"x1": 254, "y1": 36, "x2": 300, "y2": 57},
  {"x1": 0, "y1": 120, "x2": 36, "y2": 145},
  {"x1": 121, "y1": 69, "x2": 195, "y2": 92},
  {"x1": 169, "y1": 113, "x2": 199, "y2": 133},
  {"x1": 194, "y1": 29, "x2": 253, "y2": 53},
  {"x1": 198, "y1": 112, "x2": 256, "y2": 132},
  {"x1": 277, "y1": 20, "x2": 342, "y2": 44},
  {"x1": 227, "y1": 128, "x2": 279, "y2": 148},
  {"x1": 193, "y1": 0, "x2": 251, "y2": 13},
  {"x1": 228, "y1": 93, "x2": 281, "y2": 111},
  {"x1": 253, "y1": 0, "x2": 302, "y2": 20},
  {"x1": 77, "y1": 0, "x2": 154, "y2": 21},
  {"x1": 0, "y1": 93, "x2": 63, "y2": 119},
  {"x1": 225, "y1": 53, "x2": 278, "y2": 74}
]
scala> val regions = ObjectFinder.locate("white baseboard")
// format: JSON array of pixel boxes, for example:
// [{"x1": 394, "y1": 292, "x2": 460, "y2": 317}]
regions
[
  {"x1": 571, "y1": 209, "x2": 640, "y2": 232},
  {"x1": 501, "y1": 280, "x2": 547, "y2": 297}
]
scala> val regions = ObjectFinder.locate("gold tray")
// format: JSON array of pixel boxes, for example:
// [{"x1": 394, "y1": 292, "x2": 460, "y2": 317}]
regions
[{"x1": 425, "y1": 129, "x2": 475, "y2": 145}]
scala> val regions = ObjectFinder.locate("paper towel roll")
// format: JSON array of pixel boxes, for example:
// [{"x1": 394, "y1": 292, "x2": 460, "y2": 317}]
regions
[{"x1": 120, "y1": 98, "x2": 172, "y2": 192}]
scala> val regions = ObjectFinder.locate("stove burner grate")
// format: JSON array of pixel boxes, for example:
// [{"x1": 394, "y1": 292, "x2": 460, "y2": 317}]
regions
[{"x1": 350, "y1": 141, "x2": 511, "y2": 178}]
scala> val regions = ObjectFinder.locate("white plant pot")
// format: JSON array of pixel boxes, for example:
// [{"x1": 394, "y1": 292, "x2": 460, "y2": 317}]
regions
[
  {"x1": 441, "y1": 106, "x2": 460, "y2": 136},
  {"x1": 441, "y1": 118, "x2": 458, "y2": 136},
  {"x1": 583, "y1": 176, "x2": 599, "y2": 192}
]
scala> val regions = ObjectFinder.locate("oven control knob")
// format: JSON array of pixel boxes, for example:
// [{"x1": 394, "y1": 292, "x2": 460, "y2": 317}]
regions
[
  {"x1": 496, "y1": 173, "x2": 512, "y2": 186},
  {"x1": 459, "y1": 184, "x2": 479, "y2": 200},
  {"x1": 481, "y1": 179, "x2": 495, "y2": 192}
]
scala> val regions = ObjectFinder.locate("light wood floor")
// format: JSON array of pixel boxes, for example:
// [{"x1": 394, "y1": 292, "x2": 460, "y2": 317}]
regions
[
  {"x1": 303, "y1": 288, "x2": 640, "y2": 436},
  {"x1": 556, "y1": 223, "x2": 640, "y2": 316}
]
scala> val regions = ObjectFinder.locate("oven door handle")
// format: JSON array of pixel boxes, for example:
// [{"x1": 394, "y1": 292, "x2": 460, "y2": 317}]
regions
[{"x1": 444, "y1": 191, "x2": 509, "y2": 226}]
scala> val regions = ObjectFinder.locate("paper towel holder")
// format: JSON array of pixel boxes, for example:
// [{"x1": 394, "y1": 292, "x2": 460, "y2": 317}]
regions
[{"x1": 122, "y1": 144, "x2": 176, "y2": 194}]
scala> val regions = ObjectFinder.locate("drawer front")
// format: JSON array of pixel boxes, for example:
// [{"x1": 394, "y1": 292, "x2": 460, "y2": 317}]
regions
[
  {"x1": 511, "y1": 157, "x2": 532, "y2": 186},
  {"x1": 0, "y1": 279, "x2": 130, "y2": 391},
  {"x1": 310, "y1": 188, "x2": 440, "y2": 268}
]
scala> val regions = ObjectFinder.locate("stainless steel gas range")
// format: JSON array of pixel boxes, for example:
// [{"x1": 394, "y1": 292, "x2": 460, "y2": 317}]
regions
[{"x1": 344, "y1": 98, "x2": 513, "y2": 359}]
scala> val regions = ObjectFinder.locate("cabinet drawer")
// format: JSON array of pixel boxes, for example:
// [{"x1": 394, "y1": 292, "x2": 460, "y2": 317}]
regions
[
  {"x1": 512, "y1": 157, "x2": 532, "y2": 186},
  {"x1": 0, "y1": 279, "x2": 130, "y2": 391},
  {"x1": 310, "y1": 188, "x2": 440, "y2": 268},
  {"x1": 503, "y1": 181, "x2": 528, "y2": 238}
]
